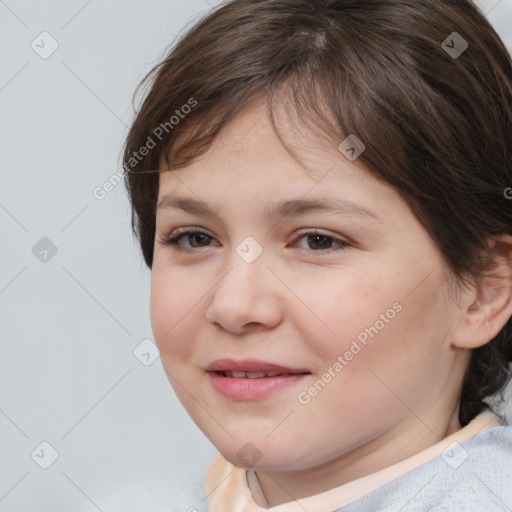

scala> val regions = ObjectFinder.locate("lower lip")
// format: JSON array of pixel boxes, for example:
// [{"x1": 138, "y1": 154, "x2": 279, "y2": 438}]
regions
[{"x1": 208, "y1": 371, "x2": 309, "y2": 400}]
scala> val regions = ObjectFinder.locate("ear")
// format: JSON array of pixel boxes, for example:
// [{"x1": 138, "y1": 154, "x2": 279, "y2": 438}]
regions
[{"x1": 451, "y1": 233, "x2": 512, "y2": 350}]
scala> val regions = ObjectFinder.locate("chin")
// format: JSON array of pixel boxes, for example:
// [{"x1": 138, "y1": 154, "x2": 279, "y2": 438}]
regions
[{"x1": 212, "y1": 436, "x2": 306, "y2": 471}]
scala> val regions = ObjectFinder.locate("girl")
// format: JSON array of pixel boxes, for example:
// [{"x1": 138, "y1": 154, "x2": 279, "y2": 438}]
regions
[{"x1": 122, "y1": 0, "x2": 512, "y2": 509}]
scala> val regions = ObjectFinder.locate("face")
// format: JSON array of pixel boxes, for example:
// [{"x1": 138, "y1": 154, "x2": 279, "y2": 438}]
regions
[{"x1": 150, "y1": 98, "x2": 467, "y2": 473}]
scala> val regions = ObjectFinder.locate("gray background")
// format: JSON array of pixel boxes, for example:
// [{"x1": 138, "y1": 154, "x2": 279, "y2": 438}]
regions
[{"x1": 1, "y1": 0, "x2": 511, "y2": 510}]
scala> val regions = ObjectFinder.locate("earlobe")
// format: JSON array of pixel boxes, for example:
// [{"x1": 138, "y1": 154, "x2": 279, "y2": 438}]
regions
[{"x1": 451, "y1": 234, "x2": 512, "y2": 350}]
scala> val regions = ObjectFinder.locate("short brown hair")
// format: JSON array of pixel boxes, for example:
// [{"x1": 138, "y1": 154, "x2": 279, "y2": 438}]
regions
[{"x1": 122, "y1": 0, "x2": 512, "y2": 426}]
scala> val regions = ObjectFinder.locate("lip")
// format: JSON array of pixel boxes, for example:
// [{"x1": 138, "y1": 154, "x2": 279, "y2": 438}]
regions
[
  {"x1": 206, "y1": 358, "x2": 310, "y2": 400},
  {"x1": 206, "y1": 358, "x2": 309, "y2": 374}
]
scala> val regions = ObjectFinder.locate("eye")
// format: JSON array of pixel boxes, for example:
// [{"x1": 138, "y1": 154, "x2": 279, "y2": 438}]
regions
[
  {"x1": 158, "y1": 228, "x2": 351, "y2": 253},
  {"x1": 159, "y1": 228, "x2": 216, "y2": 250},
  {"x1": 293, "y1": 229, "x2": 350, "y2": 252}
]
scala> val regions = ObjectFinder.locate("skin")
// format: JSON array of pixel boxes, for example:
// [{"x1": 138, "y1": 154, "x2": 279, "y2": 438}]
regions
[{"x1": 150, "y1": 98, "x2": 512, "y2": 507}]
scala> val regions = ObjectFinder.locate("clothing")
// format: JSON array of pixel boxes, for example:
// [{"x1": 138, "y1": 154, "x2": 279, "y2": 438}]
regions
[
  {"x1": 201, "y1": 410, "x2": 512, "y2": 511},
  {"x1": 95, "y1": 477, "x2": 210, "y2": 512}
]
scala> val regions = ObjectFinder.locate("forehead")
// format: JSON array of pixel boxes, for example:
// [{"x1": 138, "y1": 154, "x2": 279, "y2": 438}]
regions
[
  {"x1": 154, "y1": 96, "x2": 411, "y2": 229},
  {"x1": 157, "y1": 97, "x2": 372, "y2": 185}
]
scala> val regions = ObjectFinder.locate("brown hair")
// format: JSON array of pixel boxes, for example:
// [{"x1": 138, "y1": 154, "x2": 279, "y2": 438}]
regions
[{"x1": 121, "y1": 0, "x2": 512, "y2": 426}]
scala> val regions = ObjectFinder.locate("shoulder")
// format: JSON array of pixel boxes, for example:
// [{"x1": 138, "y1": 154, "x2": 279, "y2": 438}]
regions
[
  {"x1": 462, "y1": 422, "x2": 512, "y2": 461},
  {"x1": 429, "y1": 425, "x2": 512, "y2": 510},
  {"x1": 98, "y1": 475, "x2": 209, "y2": 512},
  {"x1": 183, "y1": 478, "x2": 209, "y2": 512},
  {"x1": 341, "y1": 425, "x2": 512, "y2": 512}
]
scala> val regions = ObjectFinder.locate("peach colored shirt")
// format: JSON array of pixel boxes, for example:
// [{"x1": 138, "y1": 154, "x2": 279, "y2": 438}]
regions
[{"x1": 204, "y1": 410, "x2": 502, "y2": 511}]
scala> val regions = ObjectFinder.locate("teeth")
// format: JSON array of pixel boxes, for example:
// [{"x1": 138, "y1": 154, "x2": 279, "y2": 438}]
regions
[
  {"x1": 222, "y1": 370, "x2": 289, "y2": 378},
  {"x1": 244, "y1": 371, "x2": 267, "y2": 379},
  {"x1": 232, "y1": 371, "x2": 251, "y2": 378}
]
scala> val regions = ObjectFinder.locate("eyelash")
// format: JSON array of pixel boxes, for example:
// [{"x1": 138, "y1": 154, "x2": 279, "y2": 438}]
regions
[{"x1": 158, "y1": 228, "x2": 351, "y2": 254}]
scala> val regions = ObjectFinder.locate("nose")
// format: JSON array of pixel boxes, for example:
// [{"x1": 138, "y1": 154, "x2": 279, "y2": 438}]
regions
[{"x1": 205, "y1": 255, "x2": 285, "y2": 334}]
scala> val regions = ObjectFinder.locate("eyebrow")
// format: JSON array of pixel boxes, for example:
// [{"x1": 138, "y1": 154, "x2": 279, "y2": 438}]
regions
[{"x1": 157, "y1": 195, "x2": 383, "y2": 223}]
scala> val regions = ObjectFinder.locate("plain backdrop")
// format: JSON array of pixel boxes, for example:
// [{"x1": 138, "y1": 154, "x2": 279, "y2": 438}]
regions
[{"x1": 1, "y1": 0, "x2": 512, "y2": 511}]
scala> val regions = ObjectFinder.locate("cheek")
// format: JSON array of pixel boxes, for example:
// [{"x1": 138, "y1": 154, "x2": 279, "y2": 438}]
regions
[
  {"x1": 312, "y1": 267, "x2": 449, "y2": 415},
  {"x1": 289, "y1": 266, "x2": 391, "y2": 365},
  {"x1": 294, "y1": 259, "x2": 444, "y2": 387},
  {"x1": 149, "y1": 266, "x2": 205, "y2": 361}
]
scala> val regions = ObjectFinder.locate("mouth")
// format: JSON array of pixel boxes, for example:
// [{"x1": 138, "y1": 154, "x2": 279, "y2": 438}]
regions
[
  {"x1": 213, "y1": 370, "x2": 307, "y2": 379},
  {"x1": 206, "y1": 358, "x2": 310, "y2": 375},
  {"x1": 206, "y1": 359, "x2": 311, "y2": 400}
]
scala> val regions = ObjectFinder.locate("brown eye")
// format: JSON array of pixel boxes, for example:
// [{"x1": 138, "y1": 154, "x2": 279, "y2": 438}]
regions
[
  {"x1": 306, "y1": 234, "x2": 334, "y2": 250},
  {"x1": 294, "y1": 230, "x2": 350, "y2": 252},
  {"x1": 185, "y1": 232, "x2": 211, "y2": 247},
  {"x1": 161, "y1": 229, "x2": 215, "y2": 249}
]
